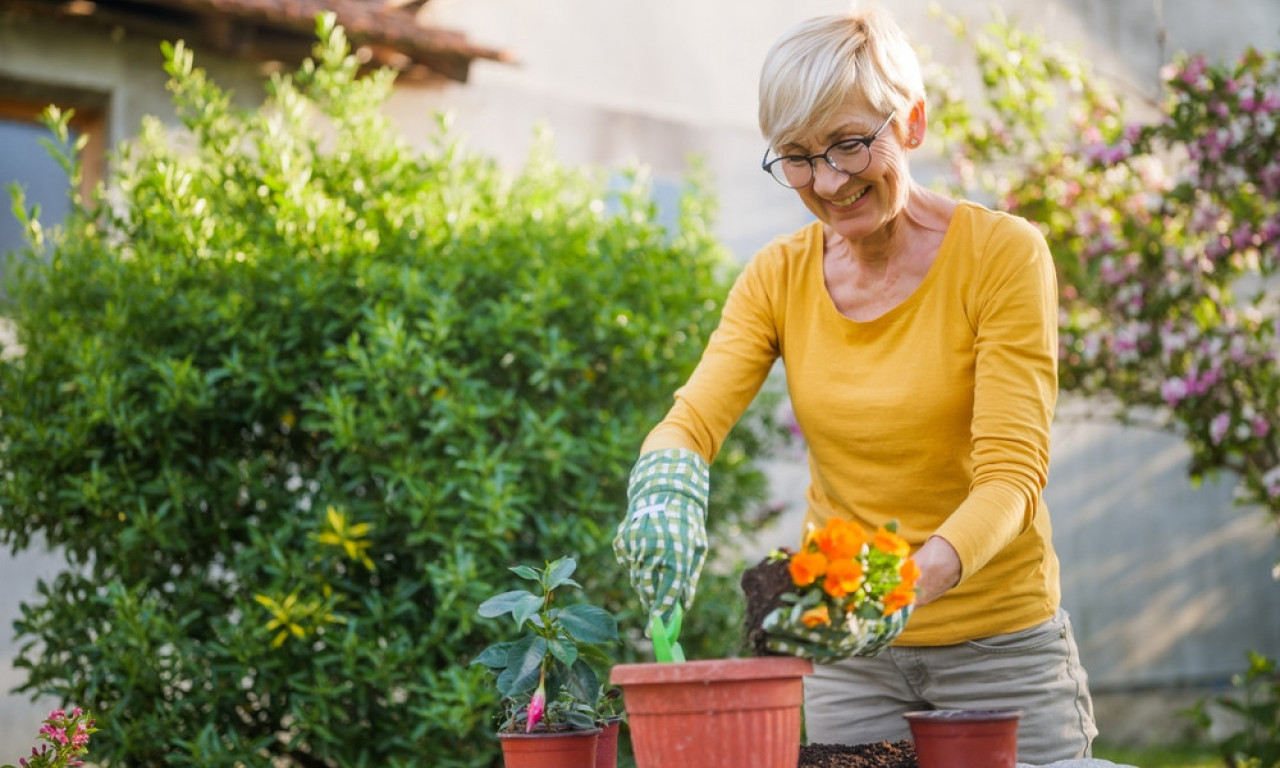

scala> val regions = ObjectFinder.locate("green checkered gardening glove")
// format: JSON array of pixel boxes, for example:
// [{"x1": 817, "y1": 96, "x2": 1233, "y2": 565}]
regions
[
  {"x1": 612, "y1": 448, "x2": 709, "y2": 625},
  {"x1": 763, "y1": 602, "x2": 913, "y2": 663}
]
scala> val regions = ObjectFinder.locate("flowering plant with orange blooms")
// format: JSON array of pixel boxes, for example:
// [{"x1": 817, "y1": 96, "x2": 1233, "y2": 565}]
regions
[{"x1": 761, "y1": 518, "x2": 920, "y2": 661}]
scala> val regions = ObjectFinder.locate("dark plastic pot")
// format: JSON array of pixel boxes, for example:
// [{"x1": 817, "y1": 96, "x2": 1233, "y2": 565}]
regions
[{"x1": 904, "y1": 709, "x2": 1022, "y2": 768}]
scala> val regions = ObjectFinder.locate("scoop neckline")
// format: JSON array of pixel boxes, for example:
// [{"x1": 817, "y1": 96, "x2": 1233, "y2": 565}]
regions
[{"x1": 817, "y1": 201, "x2": 967, "y2": 328}]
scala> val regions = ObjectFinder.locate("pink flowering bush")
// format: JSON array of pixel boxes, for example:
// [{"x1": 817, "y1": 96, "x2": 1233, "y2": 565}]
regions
[
  {"x1": 2, "y1": 708, "x2": 96, "y2": 768},
  {"x1": 929, "y1": 13, "x2": 1279, "y2": 761},
  {"x1": 931, "y1": 11, "x2": 1280, "y2": 526}
]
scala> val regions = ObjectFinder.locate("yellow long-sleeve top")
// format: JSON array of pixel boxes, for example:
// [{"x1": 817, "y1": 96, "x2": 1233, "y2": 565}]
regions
[{"x1": 643, "y1": 201, "x2": 1061, "y2": 645}]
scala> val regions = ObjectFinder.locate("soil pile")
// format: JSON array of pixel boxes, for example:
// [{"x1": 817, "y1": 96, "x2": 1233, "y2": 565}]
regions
[{"x1": 799, "y1": 740, "x2": 917, "y2": 768}]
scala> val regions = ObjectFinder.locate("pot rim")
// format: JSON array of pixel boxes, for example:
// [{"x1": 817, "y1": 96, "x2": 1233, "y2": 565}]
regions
[
  {"x1": 610, "y1": 656, "x2": 813, "y2": 686},
  {"x1": 497, "y1": 726, "x2": 602, "y2": 740},
  {"x1": 903, "y1": 708, "x2": 1023, "y2": 722}
]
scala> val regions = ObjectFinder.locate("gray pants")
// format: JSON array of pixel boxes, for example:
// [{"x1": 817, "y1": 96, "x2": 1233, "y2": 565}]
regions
[{"x1": 803, "y1": 608, "x2": 1098, "y2": 765}]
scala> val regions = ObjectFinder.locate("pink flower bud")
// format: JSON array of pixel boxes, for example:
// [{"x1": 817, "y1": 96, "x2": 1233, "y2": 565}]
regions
[{"x1": 526, "y1": 677, "x2": 547, "y2": 733}]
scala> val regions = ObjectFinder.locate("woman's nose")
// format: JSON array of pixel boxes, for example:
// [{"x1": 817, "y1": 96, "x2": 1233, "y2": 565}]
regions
[{"x1": 810, "y1": 161, "x2": 849, "y2": 196}]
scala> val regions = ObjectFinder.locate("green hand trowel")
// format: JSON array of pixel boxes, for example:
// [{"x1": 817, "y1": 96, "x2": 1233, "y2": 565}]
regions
[{"x1": 649, "y1": 603, "x2": 686, "y2": 663}]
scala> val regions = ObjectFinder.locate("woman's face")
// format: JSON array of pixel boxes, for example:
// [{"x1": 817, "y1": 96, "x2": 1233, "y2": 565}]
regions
[{"x1": 783, "y1": 101, "x2": 911, "y2": 244}]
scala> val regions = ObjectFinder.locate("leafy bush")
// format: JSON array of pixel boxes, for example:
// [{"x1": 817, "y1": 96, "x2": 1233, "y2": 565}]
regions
[
  {"x1": 1187, "y1": 652, "x2": 1280, "y2": 768},
  {"x1": 930, "y1": 10, "x2": 1280, "y2": 524},
  {"x1": 0, "y1": 17, "x2": 783, "y2": 767}
]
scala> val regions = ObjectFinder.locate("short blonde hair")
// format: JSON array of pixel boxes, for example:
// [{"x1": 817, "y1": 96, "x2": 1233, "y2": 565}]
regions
[{"x1": 758, "y1": 6, "x2": 925, "y2": 148}]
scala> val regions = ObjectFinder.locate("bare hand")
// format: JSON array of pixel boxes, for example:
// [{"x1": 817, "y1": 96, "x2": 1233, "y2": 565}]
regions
[{"x1": 911, "y1": 535, "x2": 962, "y2": 606}]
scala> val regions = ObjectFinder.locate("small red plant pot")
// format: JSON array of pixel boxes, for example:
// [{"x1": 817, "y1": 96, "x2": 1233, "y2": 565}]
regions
[{"x1": 904, "y1": 708, "x2": 1022, "y2": 768}]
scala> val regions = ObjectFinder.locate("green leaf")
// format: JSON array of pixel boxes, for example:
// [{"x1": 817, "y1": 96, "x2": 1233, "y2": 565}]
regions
[
  {"x1": 543, "y1": 556, "x2": 577, "y2": 591},
  {"x1": 561, "y1": 657, "x2": 600, "y2": 706},
  {"x1": 546, "y1": 635, "x2": 578, "y2": 669},
  {"x1": 510, "y1": 593, "x2": 544, "y2": 629},
  {"x1": 471, "y1": 641, "x2": 513, "y2": 670},
  {"x1": 496, "y1": 636, "x2": 546, "y2": 698},
  {"x1": 508, "y1": 565, "x2": 540, "y2": 581},
  {"x1": 477, "y1": 590, "x2": 535, "y2": 619},
  {"x1": 558, "y1": 604, "x2": 617, "y2": 644}
]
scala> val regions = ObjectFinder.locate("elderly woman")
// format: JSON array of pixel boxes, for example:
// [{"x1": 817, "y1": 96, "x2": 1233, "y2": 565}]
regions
[{"x1": 613, "y1": 6, "x2": 1097, "y2": 764}]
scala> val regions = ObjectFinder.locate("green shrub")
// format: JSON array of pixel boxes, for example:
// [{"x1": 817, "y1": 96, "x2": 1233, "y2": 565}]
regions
[
  {"x1": 1187, "y1": 652, "x2": 1280, "y2": 768},
  {"x1": 0, "y1": 17, "x2": 784, "y2": 767}
]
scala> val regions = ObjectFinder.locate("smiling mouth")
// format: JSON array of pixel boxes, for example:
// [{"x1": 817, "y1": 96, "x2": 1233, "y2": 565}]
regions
[{"x1": 831, "y1": 186, "x2": 870, "y2": 207}]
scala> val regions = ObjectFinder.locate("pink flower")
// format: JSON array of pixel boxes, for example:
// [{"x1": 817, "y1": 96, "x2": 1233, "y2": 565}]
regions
[
  {"x1": 1161, "y1": 377, "x2": 1189, "y2": 407},
  {"x1": 1210, "y1": 413, "x2": 1231, "y2": 445},
  {"x1": 526, "y1": 675, "x2": 547, "y2": 733}
]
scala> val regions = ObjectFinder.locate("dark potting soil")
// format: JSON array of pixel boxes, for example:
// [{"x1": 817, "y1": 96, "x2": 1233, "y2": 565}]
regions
[
  {"x1": 799, "y1": 740, "x2": 918, "y2": 768},
  {"x1": 739, "y1": 552, "x2": 796, "y2": 658},
  {"x1": 741, "y1": 558, "x2": 922, "y2": 768}
]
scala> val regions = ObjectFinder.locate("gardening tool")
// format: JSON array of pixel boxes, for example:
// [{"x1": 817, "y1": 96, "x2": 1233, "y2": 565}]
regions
[{"x1": 649, "y1": 603, "x2": 686, "y2": 663}]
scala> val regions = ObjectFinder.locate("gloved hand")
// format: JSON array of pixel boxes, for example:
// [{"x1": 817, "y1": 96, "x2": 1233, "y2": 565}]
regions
[
  {"x1": 612, "y1": 448, "x2": 709, "y2": 625},
  {"x1": 763, "y1": 601, "x2": 913, "y2": 663}
]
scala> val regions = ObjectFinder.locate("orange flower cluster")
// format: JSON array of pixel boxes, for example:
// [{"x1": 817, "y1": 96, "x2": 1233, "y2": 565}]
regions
[{"x1": 781, "y1": 517, "x2": 920, "y2": 627}]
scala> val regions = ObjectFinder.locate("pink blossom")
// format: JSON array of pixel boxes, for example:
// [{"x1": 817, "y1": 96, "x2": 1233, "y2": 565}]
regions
[
  {"x1": 1210, "y1": 413, "x2": 1231, "y2": 445},
  {"x1": 1178, "y1": 55, "x2": 1209, "y2": 85},
  {"x1": 1263, "y1": 466, "x2": 1280, "y2": 499},
  {"x1": 526, "y1": 675, "x2": 547, "y2": 733},
  {"x1": 1160, "y1": 377, "x2": 1189, "y2": 406}
]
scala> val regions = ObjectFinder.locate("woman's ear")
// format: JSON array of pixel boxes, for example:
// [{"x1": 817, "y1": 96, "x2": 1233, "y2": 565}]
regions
[{"x1": 906, "y1": 100, "x2": 927, "y2": 148}]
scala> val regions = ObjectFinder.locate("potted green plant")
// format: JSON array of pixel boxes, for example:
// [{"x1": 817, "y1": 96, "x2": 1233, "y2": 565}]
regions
[{"x1": 473, "y1": 556, "x2": 619, "y2": 768}]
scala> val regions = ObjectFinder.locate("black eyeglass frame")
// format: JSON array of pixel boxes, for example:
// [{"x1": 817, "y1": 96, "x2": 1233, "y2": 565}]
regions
[{"x1": 761, "y1": 111, "x2": 897, "y2": 189}]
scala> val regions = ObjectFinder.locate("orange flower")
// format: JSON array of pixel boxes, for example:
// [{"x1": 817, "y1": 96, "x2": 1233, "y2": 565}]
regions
[
  {"x1": 788, "y1": 551, "x2": 828, "y2": 587},
  {"x1": 898, "y1": 558, "x2": 921, "y2": 589},
  {"x1": 822, "y1": 558, "x2": 865, "y2": 599},
  {"x1": 872, "y1": 527, "x2": 910, "y2": 558},
  {"x1": 813, "y1": 517, "x2": 867, "y2": 561},
  {"x1": 800, "y1": 604, "x2": 831, "y2": 628},
  {"x1": 882, "y1": 583, "x2": 917, "y2": 615}
]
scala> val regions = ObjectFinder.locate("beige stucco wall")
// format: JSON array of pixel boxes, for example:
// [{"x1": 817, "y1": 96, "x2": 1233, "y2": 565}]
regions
[{"x1": 404, "y1": 0, "x2": 1280, "y2": 259}]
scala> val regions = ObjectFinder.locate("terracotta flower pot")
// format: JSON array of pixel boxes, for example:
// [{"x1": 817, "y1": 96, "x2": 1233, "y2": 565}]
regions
[
  {"x1": 904, "y1": 709, "x2": 1022, "y2": 768},
  {"x1": 595, "y1": 717, "x2": 622, "y2": 768},
  {"x1": 498, "y1": 727, "x2": 601, "y2": 768},
  {"x1": 610, "y1": 657, "x2": 813, "y2": 768}
]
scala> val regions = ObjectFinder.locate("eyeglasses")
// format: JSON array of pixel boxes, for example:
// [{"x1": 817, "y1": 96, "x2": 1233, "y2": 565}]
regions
[{"x1": 761, "y1": 111, "x2": 896, "y2": 189}]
